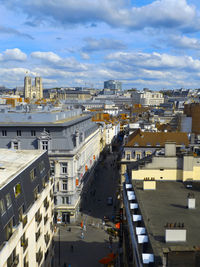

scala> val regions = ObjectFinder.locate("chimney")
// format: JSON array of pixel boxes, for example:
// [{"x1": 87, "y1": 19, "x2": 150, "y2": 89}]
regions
[
  {"x1": 165, "y1": 222, "x2": 186, "y2": 242},
  {"x1": 165, "y1": 142, "x2": 176, "y2": 157},
  {"x1": 187, "y1": 193, "x2": 196, "y2": 209}
]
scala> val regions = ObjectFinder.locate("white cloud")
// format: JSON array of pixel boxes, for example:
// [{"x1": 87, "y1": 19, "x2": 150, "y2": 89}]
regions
[
  {"x1": 1, "y1": 0, "x2": 199, "y2": 32},
  {"x1": 106, "y1": 51, "x2": 200, "y2": 71},
  {"x1": 31, "y1": 51, "x2": 89, "y2": 71},
  {"x1": 31, "y1": 51, "x2": 61, "y2": 63},
  {"x1": 80, "y1": 52, "x2": 90, "y2": 60},
  {"x1": 82, "y1": 38, "x2": 126, "y2": 52},
  {"x1": 168, "y1": 35, "x2": 200, "y2": 50},
  {"x1": 0, "y1": 48, "x2": 27, "y2": 61}
]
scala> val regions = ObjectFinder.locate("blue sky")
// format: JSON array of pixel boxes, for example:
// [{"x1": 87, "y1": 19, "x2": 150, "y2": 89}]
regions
[{"x1": 1, "y1": 0, "x2": 200, "y2": 90}]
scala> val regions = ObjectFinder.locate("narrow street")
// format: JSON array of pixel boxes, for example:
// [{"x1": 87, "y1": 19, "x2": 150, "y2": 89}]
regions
[{"x1": 53, "y1": 150, "x2": 121, "y2": 267}]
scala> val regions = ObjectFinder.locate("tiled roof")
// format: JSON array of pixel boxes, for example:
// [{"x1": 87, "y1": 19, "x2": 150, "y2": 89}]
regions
[{"x1": 125, "y1": 129, "x2": 189, "y2": 147}]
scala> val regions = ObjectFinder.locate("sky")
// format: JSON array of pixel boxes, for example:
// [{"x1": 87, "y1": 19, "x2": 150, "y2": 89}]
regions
[{"x1": 1, "y1": 0, "x2": 200, "y2": 90}]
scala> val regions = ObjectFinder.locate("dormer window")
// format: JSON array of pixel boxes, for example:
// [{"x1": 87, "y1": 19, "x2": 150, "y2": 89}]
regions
[
  {"x1": 42, "y1": 141, "x2": 48, "y2": 150},
  {"x1": 156, "y1": 142, "x2": 160, "y2": 146},
  {"x1": 38, "y1": 130, "x2": 51, "y2": 151},
  {"x1": 146, "y1": 142, "x2": 151, "y2": 146},
  {"x1": 134, "y1": 142, "x2": 139, "y2": 146},
  {"x1": 11, "y1": 138, "x2": 20, "y2": 150}
]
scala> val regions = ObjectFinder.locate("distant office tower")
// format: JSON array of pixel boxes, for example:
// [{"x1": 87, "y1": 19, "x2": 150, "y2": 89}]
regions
[
  {"x1": 104, "y1": 80, "x2": 122, "y2": 90},
  {"x1": 24, "y1": 76, "x2": 43, "y2": 99}
]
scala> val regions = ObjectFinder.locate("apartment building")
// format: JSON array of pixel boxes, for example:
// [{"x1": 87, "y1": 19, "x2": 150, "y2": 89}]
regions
[
  {"x1": 122, "y1": 129, "x2": 189, "y2": 162},
  {"x1": 0, "y1": 108, "x2": 100, "y2": 223},
  {"x1": 0, "y1": 149, "x2": 54, "y2": 267},
  {"x1": 131, "y1": 142, "x2": 200, "y2": 182},
  {"x1": 122, "y1": 177, "x2": 200, "y2": 266},
  {"x1": 132, "y1": 91, "x2": 164, "y2": 106}
]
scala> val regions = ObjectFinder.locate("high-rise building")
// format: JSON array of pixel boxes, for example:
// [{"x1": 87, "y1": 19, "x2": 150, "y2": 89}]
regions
[
  {"x1": 24, "y1": 76, "x2": 43, "y2": 99},
  {"x1": 104, "y1": 80, "x2": 122, "y2": 90}
]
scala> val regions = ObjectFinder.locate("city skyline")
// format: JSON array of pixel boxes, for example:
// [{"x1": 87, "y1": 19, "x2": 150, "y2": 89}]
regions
[{"x1": 1, "y1": 0, "x2": 200, "y2": 89}]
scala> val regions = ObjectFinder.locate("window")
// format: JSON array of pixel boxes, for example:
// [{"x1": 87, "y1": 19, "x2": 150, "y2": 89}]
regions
[
  {"x1": 62, "y1": 179, "x2": 68, "y2": 191},
  {"x1": 136, "y1": 154, "x2": 141, "y2": 160},
  {"x1": 13, "y1": 141, "x2": 19, "y2": 150},
  {"x1": 61, "y1": 162, "x2": 68, "y2": 174},
  {"x1": 5, "y1": 193, "x2": 12, "y2": 209},
  {"x1": 14, "y1": 183, "x2": 21, "y2": 198},
  {"x1": 50, "y1": 161, "x2": 55, "y2": 175},
  {"x1": 62, "y1": 197, "x2": 70, "y2": 204},
  {"x1": 39, "y1": 161, "x2": 45, "y2": 173},
  {"x1": 16, "y1": 130, "x2": 21, "y2": 136},
  {"x1": 42, "y1": 141, "x2": 48, "y2": 150},
  {"x1": 31, "y1": 130, "x2": 36, "y2": 136},
  {"x1": 160, "y1": 169, "x2": 164, "y2": 171},
  {"x1": 34, "y1": 186, "x2": 39, "y2": 201},
  {"x1": 2, "y1": 130, "x2": 7, "y2": 136},
  {"x1": 5, "y1": 218, "x2": 13, "y2": 241},
  {"x1": 0, "y1": 199, "x2": 5, "y2": 215},
  {"x1": 30, "y1": 168, "x2": 37, "y2": 181},
  {"x1": 7, "y1": 248, "x2": 18, "y2": 267},
  {"x1": 18, "y1": 205, "x2": 24, "y2": 222},
  {"x1": 126, "y1": 154, "x2": 130, "y2": 160}
]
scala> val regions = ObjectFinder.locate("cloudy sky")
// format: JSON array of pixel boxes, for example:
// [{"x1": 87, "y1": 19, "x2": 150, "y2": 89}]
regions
[{"x1": 1, "y1": 0, "x2": 200, "y2": 90}]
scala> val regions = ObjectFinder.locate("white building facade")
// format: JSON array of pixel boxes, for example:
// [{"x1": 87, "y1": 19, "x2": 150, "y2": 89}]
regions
[{"x1": 0, "y1": 149, "x2": 54, "y2": 267}]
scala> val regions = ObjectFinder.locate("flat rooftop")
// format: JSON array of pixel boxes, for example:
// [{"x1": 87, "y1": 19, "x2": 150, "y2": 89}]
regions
[
  {"x1": 0, "y1": 149, "x2": 45, "y2": 189},
  {"x1": 133, "y1": 181, "x2": 200, "y2": 264}
]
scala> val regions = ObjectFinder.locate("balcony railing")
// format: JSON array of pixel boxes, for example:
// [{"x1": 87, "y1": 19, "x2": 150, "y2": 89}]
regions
[{"x1": 21, "y1": 238, "x2": 28, "y2": 253}]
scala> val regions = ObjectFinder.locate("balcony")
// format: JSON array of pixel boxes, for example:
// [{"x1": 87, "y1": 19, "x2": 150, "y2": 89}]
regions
[
  {"x1": 36, "y1": 250, "x2": 43, "y2": 265},
  {"x1": 7, "y1": 254, "x2": 19, "y2": 267},
  {"x1": 21, "y1": 238, "x2": 28, "y2": 253},
  {"x1": 35, "y1": 213, "x2": 42, "y2": 225},
  {"x1": 44, "y1": 233, "x2": 50, "y2": 246},
  {"x1": 22, "y1": 215, "x2": 28, "y2": 228}
]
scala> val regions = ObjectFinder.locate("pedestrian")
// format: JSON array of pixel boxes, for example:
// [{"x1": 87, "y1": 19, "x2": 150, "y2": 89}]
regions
[
  {"x1": 70, "y1": 245, "x2": 74, "y2": 252},
  {"x1": 81, "y1": 232, "x2": 84, "y2": 239}
]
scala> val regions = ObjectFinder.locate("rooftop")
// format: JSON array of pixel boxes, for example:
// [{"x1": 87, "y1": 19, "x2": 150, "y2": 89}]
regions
[
  {"x1": 133, "y1": 180, "x2": 200, "y2": 265},
  {"x1": 0, "y1": 149, "x2": 45, "y2": 189},
  {"x1": 125, "y1": 129, "x2": 189, "y2": 147}
]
